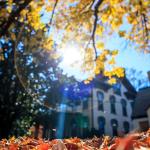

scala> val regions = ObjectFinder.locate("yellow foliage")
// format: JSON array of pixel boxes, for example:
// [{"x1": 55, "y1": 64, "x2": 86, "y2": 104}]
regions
[
  {"x1": 101, "y1": 14, "x2": 109, "y2": 23},
  {"x1": 111, "y1": 50, "x2": 118, "y2": 56},
  {"x1": 1, "y1": 0, "x2": 149, "y2": 84},
  {"x1": 0, "y1": 55, "x2": 4, "y2": 61},
  {"x1": 94, "y1": 68, "x2": 100, "y2": 75},
  {"x1": 97, "y1": 42, "x2": 104, "y2": 50},
  {"x1": 84, "y1": 80, "x2": 90, "y2": 84},
  {"x1": 110, "y1": 0, "x2": 123, "y2": 5},
  {"x1": 104, "y1": 71, "x2": 111, "y2": 78},
  {"x1": 11, "y1": 33, "x2": 16, "y2": 41},
  {"x1": 43, "y1": 37, "x2": 54, "y2": 51},
  {"x1": 108, "y1": 78, "x2": 117, "y2": 84},
  {"x1": 108, "y1": 57, "x2": 115, "y2": 65},
  {"x1": 46, "y1": 6, "x2": 53, "y2": 12},
  {"x1": 127, "y1": 13, "x2": 137, "y2": 24},
  {"x1": 96, "y1": 26, "x2": 104, "y2": 36},
  {"x1": 87, "y1": 76, "x2": 94, "y2": 81},
  {"x1": 113, "y1": 67, "x2": 124, "y2": 78},
  {"x1": 111, "y1": 18, "x2": 123, "y2": 30},
  {"x1": 118, "y1": 30, "x2": 126, "y2": 37}
]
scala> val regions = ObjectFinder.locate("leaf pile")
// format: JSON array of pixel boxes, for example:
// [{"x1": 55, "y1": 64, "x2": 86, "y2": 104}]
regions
[{"x1": 1, "y1": 130, "x2": 150, "y2": 150}]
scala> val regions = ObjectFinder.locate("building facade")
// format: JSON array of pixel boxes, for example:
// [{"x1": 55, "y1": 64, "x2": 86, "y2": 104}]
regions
[
  {"x1": 32, "y1": 76, "x2": 136, "y2": 138},
  {"x1": 80, "y1": 77, "x2": 136, "y2": 136}
]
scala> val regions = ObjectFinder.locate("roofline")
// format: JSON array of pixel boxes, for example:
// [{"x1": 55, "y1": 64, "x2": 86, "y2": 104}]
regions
[
  {"x1": 121, "y1": 76, "x2": 137, "y2": 94},
  {"x1": 132, "y1": 114, "x2": 147, "y2": 120}
]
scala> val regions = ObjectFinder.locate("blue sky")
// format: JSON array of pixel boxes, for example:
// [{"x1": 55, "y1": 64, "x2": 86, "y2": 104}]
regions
[
  {"x1": 60, "y1": 33, "x2": 150, "y2": 81},
  {"x1": 105, "y1": 34, "x2": 150, "y2": 77},
  {"x1": 117, "y1": 48, "x2": 150, "y2": 75}
]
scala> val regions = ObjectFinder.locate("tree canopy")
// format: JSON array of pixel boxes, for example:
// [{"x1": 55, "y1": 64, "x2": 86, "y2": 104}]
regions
[
  {"x1": 0, "y1": 0, "x2": 149, "y2": 84},
  {"x1": 0, "y1": 31, "x2": 78, "y2": 138},
  {"x1": 0, "y1": 22, "x2": 78, "y2": 138}
]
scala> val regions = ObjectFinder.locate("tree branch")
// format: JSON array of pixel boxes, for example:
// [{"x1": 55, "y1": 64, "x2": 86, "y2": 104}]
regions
[
  {"x1": 47, "y1": 0, "x2": 59, "y2": 33},
  {"x1": 143, "y1": 14, "x2": 149, "y2": 44},
  {"x1": 91, "y1": 0, "x2": 103, "y2": 60}
]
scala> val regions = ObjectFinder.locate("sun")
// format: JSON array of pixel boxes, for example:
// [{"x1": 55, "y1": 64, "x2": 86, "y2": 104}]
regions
[
  {"x1": 60, "y1": 44, "x2": 83, "y2": 67},
  {"x1": 58, "y1": 43, "x2": 90, "y2": 80}
]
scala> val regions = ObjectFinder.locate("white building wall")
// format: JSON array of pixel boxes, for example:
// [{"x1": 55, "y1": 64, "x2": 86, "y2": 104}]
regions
[
  {"x1": 68, "y1": 81, "x2": 135, "y2": 136},
  {"x1": 89, "y1": 84, "x2": 133, "y2": 136}
]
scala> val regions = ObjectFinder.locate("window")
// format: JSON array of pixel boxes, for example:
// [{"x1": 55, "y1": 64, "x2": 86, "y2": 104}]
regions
[
  {"x1": 111, "y1": 119, "x2": 118, "y2": 136},
  {"x1": 83, "y1": 98, "x2": 88, "y2": 110},
  {"x1": 97, "y1": 91, "x2": 104, "y2": 111},
  {"x1": 121, "y1": 99, "x2": 127, "y2": 116},
  {"x1": 123, "y1": 121, "x2": 130, "y2": 134},
  {"x1": 98, "y1": 116, "x2": 105, "y2": 135},
  {"x1": 110, "y1": 95, "x2": 116, "y2": 114},
  {"x1": 71, "y1": 118, "x2": 78, "y2": 137}
]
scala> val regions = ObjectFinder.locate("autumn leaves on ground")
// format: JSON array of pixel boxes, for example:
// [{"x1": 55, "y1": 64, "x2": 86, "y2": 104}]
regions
[{"x1": 1, "y1": 129, "x2": 150, "y2": 150}]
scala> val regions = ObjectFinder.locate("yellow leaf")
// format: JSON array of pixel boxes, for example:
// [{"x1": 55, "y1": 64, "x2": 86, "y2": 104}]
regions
[
  {"x1": 94, "y1": 68, "x2": 100, "y2": 75},
  {"x1": 87, "y1": 76, "x2": 93, "y2": 81},
  {"x1": 118, "y1": 30, "x2": 126, "y2": 37},
  {"x1": 84, "y1": 80, "x2": 90, "y2": 84},
  {"x1": 46, "y1": 6, "x2": 53, "y2": 12},
  {"x1": 101, "y1": 14, "x2": 108, "y2": 23},
  {"x1": 7, "y1": 7, "x2": 12, "y2": 13},
  {"x1": 108, "y1": 78, "x2": 116, "y2": 84},
  {"x1": 96, "y1": 26, "x2": 104, "y2": 36},
  {"x1": 11, "y1": 33, "x2": 16, "y2": 41},
  {"x1": 97, "y1": 42, "x2": 104, "y2": 50},
  {"x1": 0, "y1": 55, "x2": 4, "y2": 61},
  {"x1": 111, "y1": 50, "x2": 118, "y2": 56},
  {"x1": 108, "y1": 57, "x2": 115, "y2": 65}
]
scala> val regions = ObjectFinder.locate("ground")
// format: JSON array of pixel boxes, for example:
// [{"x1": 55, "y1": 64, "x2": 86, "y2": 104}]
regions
[{"x1": 1, "y1": 130, "x2": 150, "y2": 150}]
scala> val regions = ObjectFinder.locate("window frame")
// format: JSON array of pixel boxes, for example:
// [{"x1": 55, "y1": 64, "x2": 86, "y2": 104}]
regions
[
  {"x1": 123, "y1": 121, "x2": 130, "y2": 134},
  {"x1": 97, "y1": 91, "x2": 104, "y2": 111},
  {"x1": 98, "y1": 116, "x2": 105, "y2": 135},
  {"x1": 110, "y1": 95, "x2": 116, "y2": 114},
  {"x1": 121, "y1": 99, "x2": 127, "y2": 116},
  {"x1": 111, "y1": 119, "x2": 118, "y2": 136}
]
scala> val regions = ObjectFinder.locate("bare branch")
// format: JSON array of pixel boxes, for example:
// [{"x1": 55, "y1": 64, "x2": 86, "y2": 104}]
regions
[
  {"x1": 79, "y1": 2, "x2": 92, "y2": 13},
  {"x1": 91, "y1": 0, "x2": 103, "y2": 60},
  {"x1": 143, "y1": 14, "x2": 149, "y2": 44},
  {"x1": 47, "y1": 0, "x2": 59, "y2": 33}
]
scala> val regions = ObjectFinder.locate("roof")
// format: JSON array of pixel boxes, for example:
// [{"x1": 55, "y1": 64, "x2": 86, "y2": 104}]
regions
[
  {"x1": 132, "y1": 87, "x2": 150, "y2": 119},
  {"x1": 62, "y1": 74, "x2": 137, "y2": 102},
  {"x1": 94, "y1": 75, "x2": 137, "y2": 99},
  {"x1": 121, "y1": 77, "x2": 137, "y2": 99},
  {"x1": 93, "y1": 76, "x2": 111, "y2": 92}
]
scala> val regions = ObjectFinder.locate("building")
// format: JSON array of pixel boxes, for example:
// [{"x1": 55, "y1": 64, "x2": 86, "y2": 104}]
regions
[
  {"x1": 132, "y1": 71, "x2": 150, "y2": 131},
  {"x1": 78, "y1": 76, "x2": 136, "y2": 137},
  {"x1": 132, "y1": 87, "x2": 150, "y2": 131},
  {"x1": 32, "y1": 76, "x2": 136, "y2": 138}
]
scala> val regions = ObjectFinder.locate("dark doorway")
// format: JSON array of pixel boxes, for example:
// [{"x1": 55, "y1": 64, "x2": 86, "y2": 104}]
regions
[
  {"x1": 111, "y1": 119, "x2": 118, "y2": 136},
  {"x1": 98, "y1": 116, "x2": 105, "y2": 136}
]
